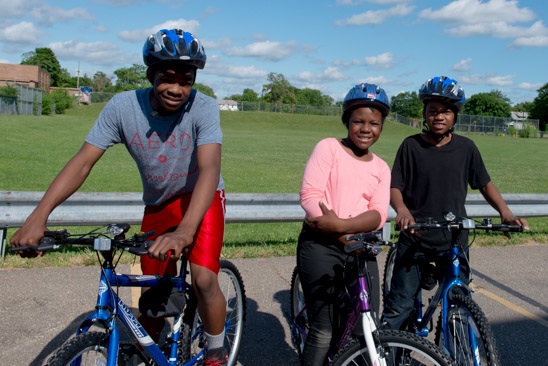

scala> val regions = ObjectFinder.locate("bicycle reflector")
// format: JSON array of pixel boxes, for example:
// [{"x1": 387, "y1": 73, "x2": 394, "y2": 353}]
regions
[{"x1": 94, "y1": 238, "x2": 112, "y2": 251}]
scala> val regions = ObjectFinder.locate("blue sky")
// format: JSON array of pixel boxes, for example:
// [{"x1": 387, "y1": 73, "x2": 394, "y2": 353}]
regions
[{"x1": 0, "y1": 0, "x2": 547, "y2": 105}]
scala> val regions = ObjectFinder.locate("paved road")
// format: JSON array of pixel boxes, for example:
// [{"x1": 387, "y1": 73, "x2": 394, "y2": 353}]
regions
[{"x1": 1, "y1": 244, "x2": 546, "y2": 365}]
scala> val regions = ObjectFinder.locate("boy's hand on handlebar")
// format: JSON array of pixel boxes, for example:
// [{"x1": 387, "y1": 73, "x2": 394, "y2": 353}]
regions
[
  {"x1": 395, "y1": 210, "x2": 416, "y2": 234},
  {"x1": 501, "y1": 214, "x2": 529, "y2": 239},
  {"x1": 10, "y1": 224, "x2": 48, "y2": 258},
  {"x1": 147, "y1": 230, "x2": 194, "y2": 261}
]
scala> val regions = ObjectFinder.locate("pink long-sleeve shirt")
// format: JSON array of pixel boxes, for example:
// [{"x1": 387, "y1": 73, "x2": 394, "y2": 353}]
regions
[{"x1": 300, "y1": 138, "x2": 391, "y2": 230}]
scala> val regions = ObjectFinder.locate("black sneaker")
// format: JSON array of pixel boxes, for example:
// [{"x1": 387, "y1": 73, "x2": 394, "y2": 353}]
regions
[{"x1": 204, "y1": 347, "x2": 228, "y2": 366}]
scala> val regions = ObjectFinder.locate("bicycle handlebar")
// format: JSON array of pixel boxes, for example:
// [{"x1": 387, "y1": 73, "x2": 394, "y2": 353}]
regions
[
  {"x1": 344, "y1": 231, "x2": 388, "y2": 255},
  {"x1": 8, "y1": 223, "x2": 155, "y2": 256},
  {"x1": 396, "y1": 215, "x2": 523, "y2": 233}
]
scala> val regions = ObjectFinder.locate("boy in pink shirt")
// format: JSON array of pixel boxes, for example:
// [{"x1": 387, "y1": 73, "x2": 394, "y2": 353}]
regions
[{"x1": 297, "y1": 83, "x2": 391, "y2": 365}]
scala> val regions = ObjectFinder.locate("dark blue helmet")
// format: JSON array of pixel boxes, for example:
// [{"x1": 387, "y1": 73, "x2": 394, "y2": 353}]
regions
[
  {"x1": 342, "y1": 83, "x2": 390, "y2": 125},
  {"x1": 143, "y1": 29, "x2": 206, "y2": 69},
  {"x1": 419, "y1": 76, "x2": 465, "y2": 111}
]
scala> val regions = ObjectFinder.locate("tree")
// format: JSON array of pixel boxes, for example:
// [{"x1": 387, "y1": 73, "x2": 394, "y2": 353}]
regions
[
  {"x1": 241, "y1": 88, "x2": 259, "y2": 102},
  {"x1": 193, "y1": 83, "x2": 216, "y2": 99},
  {"x1": 92, "y1": 71, "x2": 113, "y2": 92},
  {"x1": 530, "y1": 83, "x2": 548, "y2": 132},
  {"x1": 21, "y1": 48, "x2": 64, "y2": 87},
  {"x1": 113, "y1": 64, "x2": 148, "y2": 91},
  {"x1": 464, "y1": 90, "x2": 511, "y2": 117},
  {"x1": 513, "y1": 101, "x2": 532, "y2": 112},
  {"x1": 390, "y1": 91, "x2": 422, "y2": 118},
  {"x1": 261, "y1": 72, "x2": 296, "y2": 104},
  {"x1": 295, "y1": 88, "x2": 326, "y2": 106},
  {"x1": 66, "y1": 73, "x2": 93, "y2": 89}
]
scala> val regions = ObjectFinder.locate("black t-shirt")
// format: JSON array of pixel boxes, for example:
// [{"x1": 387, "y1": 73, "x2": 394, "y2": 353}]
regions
[{"x1": 391, "y1": 134, "x2": 491, "y2": 248}]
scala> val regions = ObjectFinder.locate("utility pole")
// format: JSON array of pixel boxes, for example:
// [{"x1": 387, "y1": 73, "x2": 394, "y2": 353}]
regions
[{"x1": 76, "y1": 61, "x2": 81, "y2": 105}]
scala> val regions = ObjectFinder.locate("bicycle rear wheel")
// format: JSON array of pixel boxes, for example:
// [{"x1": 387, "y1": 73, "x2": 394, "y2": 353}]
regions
[
  {"x1": 382, "y1": 244, "x2": 397, "y2": 303},
  {"x1": 331, "y1": 329, "x2": 454, "y2": 366},
  {"x1": 435, "y1": 293, "x2": 499, "y2": 366},
  {"x1": 290, "y1": 266, "x2": 308, "y2": 359},
  {"x1": 188, "y1": 259, "x2": 246, "y2": 366}
]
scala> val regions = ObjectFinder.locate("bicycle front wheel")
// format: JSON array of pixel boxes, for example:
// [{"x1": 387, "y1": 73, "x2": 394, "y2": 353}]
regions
[
  {"x1": 189, "y1": 259, "x2": 246, "y2": 366},
  {"x1": 331, "y1": 329, "x2": 454, "y2": 366},
  {"x1": 435, "y1": 293, "x2": 500, "y2": 366},
  {"x1": 44, "y1": 332, "x2": 110, "y2": 366}
]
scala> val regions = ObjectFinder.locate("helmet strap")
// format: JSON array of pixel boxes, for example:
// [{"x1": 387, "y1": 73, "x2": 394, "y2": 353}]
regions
[{"x1": 422, "y1": 121, "x2": 455, "y2": 142}]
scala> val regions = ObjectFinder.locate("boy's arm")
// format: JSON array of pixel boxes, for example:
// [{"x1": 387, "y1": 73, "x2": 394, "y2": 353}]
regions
[
  {"x1": 480, "y1": 182, "x2": 529, "y2": 229},
  {"x1": 148, "y1": 143, "x2": 221, "y2": 260},
  {"x1": 10, "y1": 143, "x2": 105, "y2": 255},
  {"x1": 390, "y1": 187, "x2": 415, "y2": 230}
]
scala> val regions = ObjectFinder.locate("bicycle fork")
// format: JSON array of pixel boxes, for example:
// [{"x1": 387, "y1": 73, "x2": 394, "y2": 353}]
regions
[{"x1": 358, "y1": 275, "x2": 388, "y2": 366}]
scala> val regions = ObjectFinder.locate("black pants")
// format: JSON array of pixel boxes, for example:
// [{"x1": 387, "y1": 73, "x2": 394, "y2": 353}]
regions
[
  {"x1": 296, "y1": 224, "x2": 380, "y2": 366},
  {"x1": 381, "y1": 240, "x2": 470, "y2": 331}
]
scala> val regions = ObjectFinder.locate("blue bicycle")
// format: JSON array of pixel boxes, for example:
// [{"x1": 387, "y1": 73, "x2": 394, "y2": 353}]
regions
[
  {"x1": 382, "y1": 213, "x2": 523, "y2": 366},
  {"x1": 10, "y1": 223, "x2": 246, "y2": 366}
]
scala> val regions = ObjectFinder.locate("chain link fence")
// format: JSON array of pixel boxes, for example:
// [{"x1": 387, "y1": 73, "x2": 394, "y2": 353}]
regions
[
  {"x1": 0, "y1": 84, "x2": 43, "y2": 115},
  {"x1": 235, "y1": 100, "x2": 342, "y2": 116},
  {"x1": 391, "y1": 113, "x2": 541, "y2": 138}
]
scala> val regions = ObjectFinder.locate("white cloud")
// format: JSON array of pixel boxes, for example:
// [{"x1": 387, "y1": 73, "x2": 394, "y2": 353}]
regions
[
  {"x1": 452, "y1": 58, "x2": 472, "y2": 71},
  {"x1": 420, "y1": 0, "x2": 535, "y2": 24},
  {"x1": 204, "y1": 55, "x2": 268, "y2": 79},
  {"x1": 49, "y1": 40, "x2": 129, "y2": 67},
  {"x1": 518, "y1": 82, "x2": 543, "y2": 91},
  {"x1": 0, "y1": 0, "x2": 41, "y2": 19},
  {"x1": 364, "y1": 52, "x2": 393, "y2": 69},
  {"x1": 0, "y1": 21, "x2": 41, "y2": 44},
  {"x1": 460, "y1": 74, "x2": 514, "y2": 86},
  {"x1": 29, "y1": 6, "x2": 94, "y2": 27},
  {"x1": 298, "y1": 66, "x2": 346, "y2": 83},
  {"x1": 224, "y1": 40, "x2": 297, "y2": 61},
  {"x1": 419, "y1": 0, "x2": 548, "y2": 47},
  {"x1": 336, "y1": 4, "x2": 414, "y2": 26}
]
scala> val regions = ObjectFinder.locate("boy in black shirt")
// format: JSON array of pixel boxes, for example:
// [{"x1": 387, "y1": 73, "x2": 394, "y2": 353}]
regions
[{"x1": 381, "y1": 76, "x2": 529, "y2": 330}]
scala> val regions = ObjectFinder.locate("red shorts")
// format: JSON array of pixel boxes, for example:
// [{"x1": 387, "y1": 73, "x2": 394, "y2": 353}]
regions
[{"x1": 140, "y1": 190, "x2": 225, "y2": 275}]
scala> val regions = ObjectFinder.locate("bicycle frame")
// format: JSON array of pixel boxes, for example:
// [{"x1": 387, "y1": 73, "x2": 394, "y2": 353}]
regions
[
  {"x1": 294, "y1": 242, "x2": 388, "y2": 366},
  {"x1": 412, "y1": 244, "x2": 482, "y2": 365},
  {"x1": 77, "y1": 256, "x2": 200, "y2": 366}
]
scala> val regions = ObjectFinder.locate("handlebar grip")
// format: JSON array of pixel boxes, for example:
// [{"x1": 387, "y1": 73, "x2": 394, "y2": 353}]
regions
[
  {"x1": 8, "y1": 237, "x2": 57, "y2": 253},
  {"x1": 489, "y1": 224, "x2": 523, "y2": 232}
]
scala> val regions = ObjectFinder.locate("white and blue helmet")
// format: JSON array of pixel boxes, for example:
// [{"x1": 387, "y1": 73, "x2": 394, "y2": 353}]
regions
[
  {"x1": 342, "y1": 83, "x2": 390, "y2": 125},
  {"x1": 143, "y1": 29, "x2": 206, "y2": 69},
  {"x1": 419, "y1": 76, "x2": 465, "y2": 112}
]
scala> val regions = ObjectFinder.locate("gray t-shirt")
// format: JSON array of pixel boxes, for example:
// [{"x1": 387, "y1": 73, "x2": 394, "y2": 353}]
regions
[{"x1": 86, "y1": 88, "x2": 224, "y2": 205}]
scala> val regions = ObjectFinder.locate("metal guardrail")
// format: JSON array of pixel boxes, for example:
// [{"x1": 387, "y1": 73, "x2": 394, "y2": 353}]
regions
[
  {"x1": 1, "y1": 191, "x2": 547, "y2": 258},
  {"x1": 2, "y1": 191, "x2": 548, "y2": 228}
]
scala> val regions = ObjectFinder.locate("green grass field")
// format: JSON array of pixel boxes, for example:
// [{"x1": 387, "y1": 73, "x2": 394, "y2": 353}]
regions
[{"x1": 1, "y1": 104, "x2": 547, "y2": 268}]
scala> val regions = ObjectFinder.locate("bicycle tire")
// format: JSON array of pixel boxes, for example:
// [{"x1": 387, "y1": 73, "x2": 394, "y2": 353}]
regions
[
  {"x1": 331, "y1": 329, "x2": 455, "y2": 366},
  {"x1": 289, "y1": 266, "x2": 308, "y2": 359},
  {"x1": 435, "y1": 293, "x2": 500, "y2": 366},
  {"x1": 44, "y1": 331, "x2": 131, "y2": 366},
  {"x1": 382, "y1": 244, "x2": 397, "y2": 303},
  {"x1": 188, "y1": 259, "x2": 246, "y2": 366}
]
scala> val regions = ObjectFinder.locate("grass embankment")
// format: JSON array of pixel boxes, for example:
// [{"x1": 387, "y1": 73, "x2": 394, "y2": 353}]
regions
[{"x1": 1, "y1": 104, "x2": 546, "y2": 268}]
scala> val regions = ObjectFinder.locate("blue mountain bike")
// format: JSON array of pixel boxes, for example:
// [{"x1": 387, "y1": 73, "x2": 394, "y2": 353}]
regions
[
  {"x1": 10, "y1": 223, "x2": 246, "y2": 366},
  {"x1": 382, "y1": 213, "x2": 523, "y2": 366}
]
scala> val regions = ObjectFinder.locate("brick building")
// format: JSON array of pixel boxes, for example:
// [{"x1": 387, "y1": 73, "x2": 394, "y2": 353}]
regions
[{"x1": 0, "y1": 63, "x2": 50, "y2": 91}]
